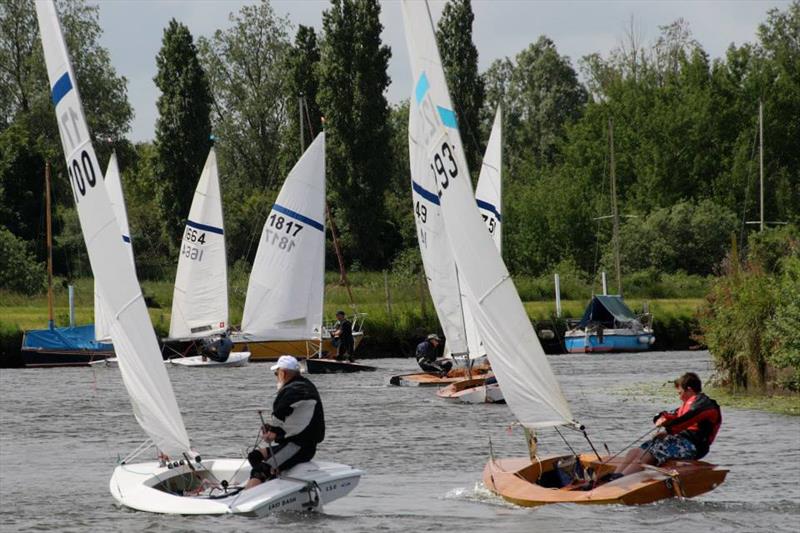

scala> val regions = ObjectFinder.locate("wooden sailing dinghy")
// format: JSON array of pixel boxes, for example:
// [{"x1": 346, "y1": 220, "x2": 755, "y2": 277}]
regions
[
  {"x1": 401, "y1": 0, "x2": 726, "y2": 505},
  {"x1": 36, "y1": 0, "x2": 361, "y2": 514}
]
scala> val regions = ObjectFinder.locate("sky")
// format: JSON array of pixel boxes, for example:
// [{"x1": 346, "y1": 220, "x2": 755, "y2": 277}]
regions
[{"x1": 94, "y1": 0, "x2": 790, "y2": 142}]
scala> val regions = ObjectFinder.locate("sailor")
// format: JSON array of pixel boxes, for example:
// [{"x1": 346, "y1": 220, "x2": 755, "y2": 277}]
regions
[
  {"x1": 200, "y1": 331, "x2": 233, "y2": 363},
  {"x1": 611, "y1": 372, "x2": 721, "y2": 478},
  {"x1": 245, "y1": 355, "x2": 325, "y2": 488},
  {"x1": 415, "y1": 333, "x2": 453, "y2": 376},
  {"x1": 332, "y1": 310, "x2": 354, "y2": 362}
]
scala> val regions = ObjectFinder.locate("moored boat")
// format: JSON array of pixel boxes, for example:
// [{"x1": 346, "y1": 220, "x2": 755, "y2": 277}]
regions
[{"x1": 564, "y1": 295, "x2": 654, "y2": 353}]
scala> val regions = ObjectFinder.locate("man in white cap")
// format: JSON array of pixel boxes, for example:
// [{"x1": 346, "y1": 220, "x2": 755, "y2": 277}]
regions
[{"x1": 245, "y1": 355, "x2": 325, "y2": 489}]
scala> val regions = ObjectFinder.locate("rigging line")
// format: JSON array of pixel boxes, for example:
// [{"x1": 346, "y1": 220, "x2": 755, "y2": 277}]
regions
[
  {"x1": 553, "y1": 425, "x2": 578, "y2": 457},
  {"x1": 599, "y1": 426, "x2": 658, "y2": 466}
]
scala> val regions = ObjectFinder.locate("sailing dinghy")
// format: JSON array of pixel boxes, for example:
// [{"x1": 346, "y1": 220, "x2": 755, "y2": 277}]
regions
[
  {"x1": 36, "y1": 0, "x2": 360, "y2": 513},
  {"x1": 231, "y1": 132, "x2": 363, "y2": 365},
  {"x1": 401, "y1": 0, "x2": 726, "y2": 505},
  {"x1": 437, "y1": 106, "x2": 505, "y2": 403},
  {"x1": 165, "y1": 147, "x2": 249, "y2": 367}
]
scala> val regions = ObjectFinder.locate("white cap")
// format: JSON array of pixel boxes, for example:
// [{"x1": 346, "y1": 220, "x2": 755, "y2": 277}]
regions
[{"x1": 270, "y1": 355, "x2": 300, "y2": 372}]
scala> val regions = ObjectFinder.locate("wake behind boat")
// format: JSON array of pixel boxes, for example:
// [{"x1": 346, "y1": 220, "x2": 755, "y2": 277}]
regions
[{"x1": 36, "y1": 0, "x2": 361, "y2": 515}]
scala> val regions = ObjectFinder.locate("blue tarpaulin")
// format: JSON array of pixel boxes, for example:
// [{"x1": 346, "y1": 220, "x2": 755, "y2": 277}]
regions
[{"x1": 22, "y1": 324, "x2": 112, "y2": 352}]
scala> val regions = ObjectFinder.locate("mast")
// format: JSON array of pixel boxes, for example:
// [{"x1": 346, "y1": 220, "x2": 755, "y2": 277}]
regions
[
  {"x1": 608, "y1": 117, "x2": 622, "y2": 296},
  {"x1": 759, "y1": 99, "x2": 764, "y2": 232},
  {"x1": 45, "y1": 161, "x2": 54, "y2": 329}
]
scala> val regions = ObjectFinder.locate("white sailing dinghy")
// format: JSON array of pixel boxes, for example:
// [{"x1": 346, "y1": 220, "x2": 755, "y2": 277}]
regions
[
  {"x1": 36, "y1": 0, "x2": 360, "y2": 514},
  {"x1": 166, "y1": 147, "x2": 249, "y2": 367},
  {"x1": 402, "y1": 0, "x2": 726, "y2": 505},
  {"x1": 438, "y1": 107, "x2": 505, "y2": 403},
  {"x1": 232, "y1": 133, "x2": 327, "y2": 358}
]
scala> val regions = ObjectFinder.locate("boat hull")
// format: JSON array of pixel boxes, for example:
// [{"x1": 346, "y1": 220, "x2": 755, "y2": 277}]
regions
[
  {"x1": 169, "y1": 352, "x2": 251, "y2": 368},
  {"x1": 389, "y1": 366, "x2": 491, "y2": 386},
  {"x1": 21, "y1": 324, "x2": 114, "y2": 367},
  {"x1": 564, "y1": 330, "x2": 655, "y2": 353},
  {"x1": 231, "y1": 331, "x2": 364, "y2": 362},
  {"x1": 304, "y1": 358, "x2": 377, "y2": 374},
  {"x1": 110, "y1": 458, "x2": 362, "y2": 515},
  {"x1": 437, "y1": 378, "x2": 504, "y2": 403},
  {"x1": 484, "y1": 454, "x2": 727, "y2": 506}
]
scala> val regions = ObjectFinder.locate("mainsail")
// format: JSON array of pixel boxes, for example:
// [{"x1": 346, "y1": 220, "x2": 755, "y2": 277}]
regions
[
  {"x1": 460, "y1": 107, "x2": 503, "y2": 359},
  {"x1": 401, "y1": 0, "x2": 576, "y2": 428},
  {"x1": 240, "y1": 133, "x2": 326, "y2": 341},
  {"x1": 94, "y1": 152, "x2": 135, "y2": 342},
  {"x1": 409, "y1": 54, "x2": 469, "y2": 357},
  {"x1": 169, "y1": 148, "x2": 228, "y2": 339},
  {"x1": 36, "y1": 0, "x2": 191, "y2": 454}
]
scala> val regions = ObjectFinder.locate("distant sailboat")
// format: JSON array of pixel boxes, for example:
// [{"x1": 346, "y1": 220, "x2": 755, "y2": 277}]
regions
[
  {"x1": 231, "y1": 132, "x2": 364, "y2": 363},
  {"x1": 401, "y1": 0, "x2": 726, "y2": 506},
  {"x1": 36, "y1": 0, "x2": 360, "y2": 513}
]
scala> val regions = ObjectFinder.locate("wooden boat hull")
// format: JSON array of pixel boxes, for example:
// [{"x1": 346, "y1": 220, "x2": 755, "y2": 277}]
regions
[
  {"x1": 231, "y1": 331, "x2": 364, "y2": 362},
  {"x1": 483, "y1": 454, "x2": 728, "y2": 506},
  {"x1": 305, "y1": 358, "x2": 377, "y2": 374},
  {"x1": 437, "y1": 378, "x2": 504, "y2": 403},
  {"x1": 389, "y1": 366, "x2": 491, "y2": 386}
]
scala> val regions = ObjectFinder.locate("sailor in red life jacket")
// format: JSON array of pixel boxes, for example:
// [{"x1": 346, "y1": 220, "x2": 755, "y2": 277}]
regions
[{"x1": 612, "y1": 372, "x2": 722, "y2": 477}]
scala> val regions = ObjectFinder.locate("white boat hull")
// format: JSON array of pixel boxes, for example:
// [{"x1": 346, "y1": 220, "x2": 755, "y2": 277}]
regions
[
  {"x1": 110, "y1": 458, "x2": 362, "y2": 515},
  {"x1": 169, "y1": 352, "x2": 251, "y2": 367}
]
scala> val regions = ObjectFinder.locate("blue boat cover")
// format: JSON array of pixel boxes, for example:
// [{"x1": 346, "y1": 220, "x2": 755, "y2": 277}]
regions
[
  {"x1": 576, "y1": 295, "x2": 638, "y2": 329},
  {"x1": 22, "y1": 324, "x2": 113, "y2": 352}
]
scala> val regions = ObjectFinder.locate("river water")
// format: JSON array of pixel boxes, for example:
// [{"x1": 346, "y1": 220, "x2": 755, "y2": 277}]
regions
[{"x1": 1, "y1": 350, "x2": 798, "y2": 532}]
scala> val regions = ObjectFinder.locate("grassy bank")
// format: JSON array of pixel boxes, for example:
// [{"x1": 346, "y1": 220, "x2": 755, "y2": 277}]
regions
[
  {"x1": 1, "y1": 272, "x2": 704, "y2": 360},
  {"x1": 615, "y1": 380, "x2": 800, "y2": 416}
]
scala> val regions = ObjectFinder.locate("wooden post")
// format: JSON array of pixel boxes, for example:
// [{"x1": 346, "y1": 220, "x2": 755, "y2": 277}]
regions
[
  {"x1": 384, "y1": 270, "x2": 392, "y2": 317},
  {"x1": 45, "y1": 161, "x2": 54, "y2": 329},
  {"x1": 554, "y1": 273, "x2": 562, "y2": 318}
]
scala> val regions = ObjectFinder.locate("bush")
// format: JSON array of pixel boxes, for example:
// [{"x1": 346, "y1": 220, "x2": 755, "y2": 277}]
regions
[{"x1": 0, "y1": 228, "x2": 46, "y2": 295}]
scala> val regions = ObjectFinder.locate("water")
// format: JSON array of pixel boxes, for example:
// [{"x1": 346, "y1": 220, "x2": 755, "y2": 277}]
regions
[{"x1": 1, "y1": 351, "x2": 798, "y2": 532}]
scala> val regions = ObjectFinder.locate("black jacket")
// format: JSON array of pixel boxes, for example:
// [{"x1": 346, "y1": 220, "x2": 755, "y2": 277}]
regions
[
  {"x1": 415, "y1": 340, "x2": 437, "y2": 362},
  {"x1": 270, "y1": 375, "x2": 325, "y2": 448},
  {"x1": 656, "y1": 392, "x2": 722, "y2": 459}
]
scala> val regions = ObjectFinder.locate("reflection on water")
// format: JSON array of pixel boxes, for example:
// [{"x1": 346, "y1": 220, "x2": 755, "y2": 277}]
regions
[{"x1": 1, "y1": 351, "x2": 798, "y2": 532}]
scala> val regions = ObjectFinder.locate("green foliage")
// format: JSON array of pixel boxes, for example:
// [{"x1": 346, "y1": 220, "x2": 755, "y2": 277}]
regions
[
  {"x1": 436, "y1": 0, "x2": 484, "y2": 180},
  {"x1": 154, "y1": 19, "x2": 212, "y2": 243},
  {"x1": 699, "y1": 226, "x2": 800, "y2": 391},
  {"x1": 317, "y1": 0, "x2": 397, "y2": 268},
  {"x1": 0, "y1": 227, "x2": 45, "y2": 294},
  {"x1": 197, "y1": 2, "x2": 291, "y2": 194}
]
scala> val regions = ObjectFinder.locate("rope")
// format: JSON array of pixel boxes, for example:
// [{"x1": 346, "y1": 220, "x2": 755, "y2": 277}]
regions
[
  {"x1": 553, "y1": 426, "x2": 579, "y2": 457},
  {"x1": 599, "y1": 426, "x2": 658, "y2": 466}
]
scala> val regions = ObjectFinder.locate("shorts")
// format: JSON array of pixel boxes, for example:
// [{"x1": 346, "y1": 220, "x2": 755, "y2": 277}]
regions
[{"x1": 641, "y1": 434, "x2": 697, "y2": 465}]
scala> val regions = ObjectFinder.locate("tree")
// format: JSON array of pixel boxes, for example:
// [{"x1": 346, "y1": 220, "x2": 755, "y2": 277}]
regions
[
  {"x1": 154, "y1": 19, "x2": 212, "y2": 243},
  {"x1": 317, "y1": 0, "x2": 396, "y2": 268},
  {"x1": 436, "y1": 0, "x2": 484, "y2": 180},
  {"x1": 0, "y1": 0, "x2": 132, "y2": 270},
  {"x1": 0, "y1": 227, "x2": 45, "y2": 294},
  {"x1": 284, "y1": 24, "x2": 322, "y2": 167}
]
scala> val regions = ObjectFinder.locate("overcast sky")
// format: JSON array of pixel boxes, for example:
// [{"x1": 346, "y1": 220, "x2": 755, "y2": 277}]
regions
[{"x1": 94, "y1": 0, "x2": 789, "y2": 142}]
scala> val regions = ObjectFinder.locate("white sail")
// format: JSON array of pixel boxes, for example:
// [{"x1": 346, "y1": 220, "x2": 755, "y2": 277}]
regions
[
  {"x1": 460, "y1": 106, "x2": 503, "y2": 359},
  {"x1": 409, "y1": 48, "x2": 469, "y2": 357},
  {"x1": 240, "y1": 133, "x2": 326, "y2": 341},
  {"x1": 94, "y1": 152, "x2": 134, "y2": 342},
  {"x1": 476, "y1": 107, "x2": 503, "y2": 250},
  {"x1": 401, "y1": 0, "x2": 576, "y2": 428},
  {"x1": 169, "y1": 148, "x2": 228, "y2": 339},
  {"x1": 36, "y1": 0, "x2": 191, "y2": 454}
]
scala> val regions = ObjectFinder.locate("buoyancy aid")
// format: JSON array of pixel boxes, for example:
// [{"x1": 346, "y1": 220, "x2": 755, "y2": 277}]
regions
[{"x1": 656, "y1": 392, "x2": 722, "y2": 459}]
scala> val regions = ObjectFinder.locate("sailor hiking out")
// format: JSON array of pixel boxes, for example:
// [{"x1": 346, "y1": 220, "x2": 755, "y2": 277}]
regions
[
  {"x1": 612, "y1": 372, "x2": 722, "y2": 478},
  {"x1": 415, "y1": 334, "x2": 453, "y2": 376},
  {"x1": 246, "y1": 356, "x2": 326, "y2": 488}
]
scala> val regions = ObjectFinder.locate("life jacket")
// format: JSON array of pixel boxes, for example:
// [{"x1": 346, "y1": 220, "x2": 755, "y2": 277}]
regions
[{"x1": 658, "y1": 393, "x2": 722, "y2": 459}]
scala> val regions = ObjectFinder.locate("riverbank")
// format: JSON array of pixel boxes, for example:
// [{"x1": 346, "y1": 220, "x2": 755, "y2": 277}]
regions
[
  {"x1": 615, "y1": 379, "x2": 800, "y2": 416},
  {"x1": 0, "y1": 273, "x2": 705, "y2": 362}
]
